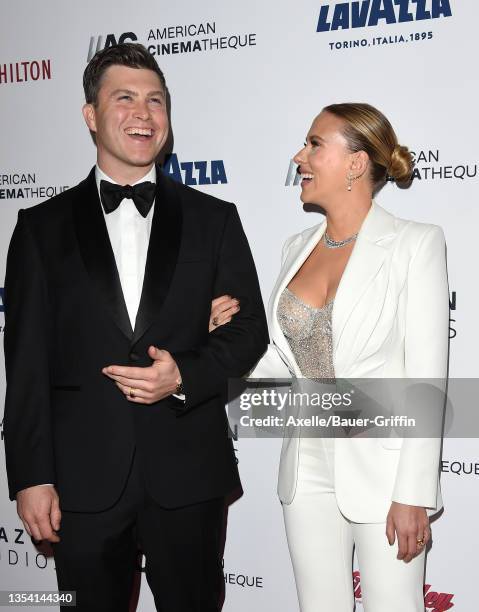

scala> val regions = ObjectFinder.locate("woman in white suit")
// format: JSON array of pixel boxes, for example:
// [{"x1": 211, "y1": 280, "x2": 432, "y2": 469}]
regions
[{"x1": 210, "y1": 102, "x2": 449, "y2": 611}]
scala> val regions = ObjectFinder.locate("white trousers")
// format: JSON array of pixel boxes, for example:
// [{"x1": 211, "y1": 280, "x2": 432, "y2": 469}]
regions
[{"x1": 282, "y1": 437, "x2": 426, "y2": 612}]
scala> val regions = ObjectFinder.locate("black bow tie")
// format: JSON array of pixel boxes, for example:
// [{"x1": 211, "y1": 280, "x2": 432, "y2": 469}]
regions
[{"x1": 100, "y1": 180, "x2": 156, "y2": 218}]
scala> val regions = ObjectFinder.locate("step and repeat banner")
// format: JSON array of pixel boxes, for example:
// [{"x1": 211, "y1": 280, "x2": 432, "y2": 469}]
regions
[{"x1": 0, "y1": 1, "x2": 476, "y2": 610}]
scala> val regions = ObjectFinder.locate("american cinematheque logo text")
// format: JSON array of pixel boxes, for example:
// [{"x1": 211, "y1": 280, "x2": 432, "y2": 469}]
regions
[
  {"x1": 88, "y1": 21, "x2": 256, "y2": 61},
  {"x1": 0, "y1": 172, "x2": 68, "y2": 201}
]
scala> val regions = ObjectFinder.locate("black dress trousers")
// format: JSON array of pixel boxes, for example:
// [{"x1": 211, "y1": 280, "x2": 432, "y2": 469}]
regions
[{"x1": 52, "y1": 451, "x2": 225, "y2": 612}]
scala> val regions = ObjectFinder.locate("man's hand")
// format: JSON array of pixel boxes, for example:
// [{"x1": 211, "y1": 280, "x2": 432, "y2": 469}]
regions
[
  {"x1": 103, "y1": 346, "x2": 181, "y2": 404},
  {"x1": 386, "y1": 501, "x2": 430, "y2": 562},
  {"x1": 16, "y1": 485, "x2": 61, "y2": 543},
  {"x1": 209, "y1": 295, "x2": 240, "y2": 332}
]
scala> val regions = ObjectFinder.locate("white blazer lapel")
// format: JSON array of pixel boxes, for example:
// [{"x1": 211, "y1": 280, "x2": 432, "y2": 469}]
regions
[
  {"x1": 332, "y1": 202, "x2": 398, "y2": 372},
  {"x1": 268, "y1": 222, "x2": 326, "y2": 376}
]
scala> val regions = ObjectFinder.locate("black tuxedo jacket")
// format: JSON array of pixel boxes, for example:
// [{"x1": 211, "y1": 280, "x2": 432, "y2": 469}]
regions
[{"x1": 3, "y1": 166, "x2": 268, "y2": 512}]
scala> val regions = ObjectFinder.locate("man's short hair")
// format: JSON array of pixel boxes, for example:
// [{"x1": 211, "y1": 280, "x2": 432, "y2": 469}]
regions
[{"x1": 83, "y1": 43, "x2": 166, "y2": 106}]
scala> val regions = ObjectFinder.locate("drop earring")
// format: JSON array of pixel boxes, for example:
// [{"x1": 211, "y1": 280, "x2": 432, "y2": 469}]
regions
[{"x1": 347, "y1": 171, "x2": 353, "y2": 191}]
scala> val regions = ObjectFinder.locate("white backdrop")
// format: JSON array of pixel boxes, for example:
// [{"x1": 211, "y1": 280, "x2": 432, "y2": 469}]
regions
[{"x1": 0, "y1": 1, "x2": 475, "y2": 610}]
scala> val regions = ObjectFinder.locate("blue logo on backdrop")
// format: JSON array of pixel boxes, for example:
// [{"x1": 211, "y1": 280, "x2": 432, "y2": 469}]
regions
[
  {"x1": 87, "y1": 32, "x2": 138, "y2": 61},
  {"x1": 316, "y1": 0, "x2": 452, "y2": 32},
  {"x1": 0, "y1": 287, "x2": 4, "y2": 313},
  {"x1": 162, "y1": 154, "x2": 227, "y2": 185}
]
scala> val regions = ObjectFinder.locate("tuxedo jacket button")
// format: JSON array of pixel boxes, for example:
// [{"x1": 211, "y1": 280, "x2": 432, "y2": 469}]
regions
[{"x1": 129, "y1": 352, "x2": 139, "y2": 362}]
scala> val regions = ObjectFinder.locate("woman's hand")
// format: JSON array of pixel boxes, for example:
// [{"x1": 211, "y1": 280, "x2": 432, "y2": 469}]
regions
[
  {"x1": 386, "y1": 501, "x2": 430, "y2": 562},
  {"x1": 209, "y1": 295, "x2": 240, "y2": 332}
]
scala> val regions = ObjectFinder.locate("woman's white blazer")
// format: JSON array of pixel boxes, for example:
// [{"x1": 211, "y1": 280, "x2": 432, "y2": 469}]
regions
[{"x1": 250, "y1": 201, "x2": 449, "y2": 523}]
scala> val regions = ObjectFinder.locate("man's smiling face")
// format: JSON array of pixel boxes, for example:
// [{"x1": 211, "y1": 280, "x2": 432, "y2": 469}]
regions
[{"x1": 82, "y1": 64, "x2": 169, "y2": 181}]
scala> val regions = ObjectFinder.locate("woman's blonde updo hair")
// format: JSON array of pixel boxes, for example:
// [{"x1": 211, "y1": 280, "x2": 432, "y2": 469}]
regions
[{"x1": 323, "y1": 102, "x2": 413, "y2": 189}]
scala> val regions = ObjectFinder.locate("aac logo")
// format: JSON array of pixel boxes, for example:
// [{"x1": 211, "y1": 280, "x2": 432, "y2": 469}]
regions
[
  {"x1": 0, "y1": 287, "x2": 4, "y2": 313},
  {"x1": 87, "y1": 32, "x2": 138, "y2": 61}
]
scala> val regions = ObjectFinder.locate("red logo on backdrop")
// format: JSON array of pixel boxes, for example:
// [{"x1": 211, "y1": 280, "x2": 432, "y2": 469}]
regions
[
  {"x1": 353, "y1": 572, "x2": 454, "y2": 610},
  {"x1": 0, "y1": 60, "x2": 52, "y2": 85},
  {"x1": 353, "y1": 571, "x2": 361, "y2": 599},
  {"x1": 424, "y1": 584, "x2": 455, "y2": 611}
]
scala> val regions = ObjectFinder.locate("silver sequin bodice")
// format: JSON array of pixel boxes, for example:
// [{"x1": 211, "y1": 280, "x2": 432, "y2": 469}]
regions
[{"x1": 277, "y1": 287, "x2": 335, "y2": 379}]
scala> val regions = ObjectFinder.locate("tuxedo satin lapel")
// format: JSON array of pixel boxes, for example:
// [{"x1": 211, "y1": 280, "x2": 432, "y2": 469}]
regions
[
  {"x1": 332, "y1": 202, "x2": 397, "y2": 358},
  {"x1": 132, "y1": 170, "x2": 182, "y2": 346},
  {"x1": 73, "y1": 167, "x2": 133, "y2": 340},
  {"x1": 269, "y1": 222, "x2": 326, "y2": 376}
]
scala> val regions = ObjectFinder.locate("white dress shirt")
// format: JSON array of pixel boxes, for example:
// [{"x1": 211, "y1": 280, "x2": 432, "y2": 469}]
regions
[
  {"x1": 95, "y1": 164, "x2": 156, "y2": 328},
  {"x1": 96, "y1": 164, "x2": 185, "y2": 402}
]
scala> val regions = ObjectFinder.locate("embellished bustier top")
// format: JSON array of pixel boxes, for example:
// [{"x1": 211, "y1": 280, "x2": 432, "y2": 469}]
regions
[{"x1": 277, "y1": 287, "x2": 335, "y2": 379}]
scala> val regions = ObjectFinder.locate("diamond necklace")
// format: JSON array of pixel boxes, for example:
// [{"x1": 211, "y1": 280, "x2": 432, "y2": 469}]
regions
[{"x1": 323, "y1": 230, "x2": 358, "y2": 249}]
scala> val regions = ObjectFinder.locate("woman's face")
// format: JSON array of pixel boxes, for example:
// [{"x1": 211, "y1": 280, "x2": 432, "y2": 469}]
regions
[{"x1": 293, "y1": 111, "x2": 353, "y2": 205}]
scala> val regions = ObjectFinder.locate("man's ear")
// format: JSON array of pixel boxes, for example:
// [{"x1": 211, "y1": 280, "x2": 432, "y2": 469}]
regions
[{"x1": 82, "y1": 103, "x2": 97, "y2": 133}]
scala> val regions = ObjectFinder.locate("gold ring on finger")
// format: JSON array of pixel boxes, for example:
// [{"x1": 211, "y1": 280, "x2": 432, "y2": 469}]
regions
[
  {"x1": 212, "y1": 317, "x2": 219, "y2": 326},
  {"x1": 129, "y1": 387, "x2": 136, "y2": 399},
  {"x1": 416, "y1": 537, "x2": 425, "y2": 547}
]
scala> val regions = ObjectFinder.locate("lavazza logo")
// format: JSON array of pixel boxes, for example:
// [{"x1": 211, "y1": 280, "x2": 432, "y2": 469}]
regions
[
  {"x1": 87, "y1": 21, "x2": 256, "y2": 61},
  {"x1": 316, "y1": 0, "x2": 453, "y2": 52},
  {"x1": 162, "y1": 154, "x2": 227, "y2": 186}
]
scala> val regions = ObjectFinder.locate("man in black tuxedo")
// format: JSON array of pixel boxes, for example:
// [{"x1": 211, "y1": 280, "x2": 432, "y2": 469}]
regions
[{"x1": 3, "y1": 43, "x2": 267, "y2": 611}]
